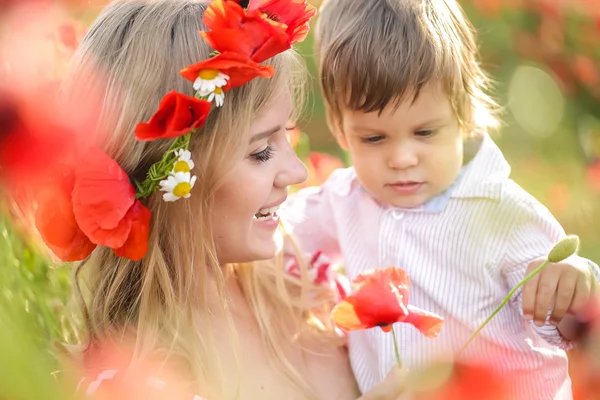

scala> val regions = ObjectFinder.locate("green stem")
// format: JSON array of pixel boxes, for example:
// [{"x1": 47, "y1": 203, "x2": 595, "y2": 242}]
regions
[
  {"x1": 457, "y1": 260, "x2": 550, "y2": 356},
  {"x1": 135, "y1": 133, "x2": 192, "y2": 199},
  {"x1": 390, "y1": 325, "x2": 402, "y2": 368}
]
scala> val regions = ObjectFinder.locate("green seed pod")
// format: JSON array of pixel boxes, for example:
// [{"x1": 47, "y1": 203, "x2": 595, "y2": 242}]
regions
[{"x1": 548, "y1": 235, "x2": 580, "y2": 263}]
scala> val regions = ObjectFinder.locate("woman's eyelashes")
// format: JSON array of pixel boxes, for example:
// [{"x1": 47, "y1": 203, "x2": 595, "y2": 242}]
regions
[{"x1": 249, "y1": 145, "x2": 274, "y2": 162}]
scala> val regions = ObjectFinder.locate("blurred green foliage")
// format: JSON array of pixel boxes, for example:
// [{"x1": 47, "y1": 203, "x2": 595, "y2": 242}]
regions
[{"x1": 0, "y1": 210, "x2": 76, "y2": 399}]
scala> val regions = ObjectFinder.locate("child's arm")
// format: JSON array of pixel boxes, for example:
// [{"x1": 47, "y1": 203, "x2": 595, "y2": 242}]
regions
[
  {"x1": 280, "y1": 176, "x2": 344, "y2": 263},
  {"x1": 501, "y1": 199, "x2": 600, "y2": 348}
]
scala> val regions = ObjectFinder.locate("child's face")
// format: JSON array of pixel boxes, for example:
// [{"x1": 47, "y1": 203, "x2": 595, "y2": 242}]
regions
[{"x1": 338, "y1": 82, "x2": 463, "y2": 209}]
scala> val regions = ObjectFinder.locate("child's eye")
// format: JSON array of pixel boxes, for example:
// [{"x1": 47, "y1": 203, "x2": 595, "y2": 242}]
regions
[
  {"x1": 249, "y1": 146, "x2": 274, "y2": 163},
  {"x1": 285, "y1": 123, "x2": 297, "y2": 131},
  {"x1": 362, "y1": 135, "x2": 384, "y2": 143},
  {"x1": 415, "y1": 129, "x2": 435, "y2": 137}
]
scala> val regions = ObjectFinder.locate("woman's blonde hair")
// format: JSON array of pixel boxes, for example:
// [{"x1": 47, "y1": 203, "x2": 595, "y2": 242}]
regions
[{"x1": 61, "y1": 1, "x2": 333, "y2": 398}]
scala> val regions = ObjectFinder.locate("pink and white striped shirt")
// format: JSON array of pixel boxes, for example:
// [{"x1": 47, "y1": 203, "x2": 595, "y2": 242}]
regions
[{"x1": 281, "y1": 133, "x2": 599, "y2": 399}]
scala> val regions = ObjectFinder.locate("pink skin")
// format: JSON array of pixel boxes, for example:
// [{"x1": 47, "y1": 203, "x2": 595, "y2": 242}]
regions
[
  {"x1": 211, "y1": 94, "x2": 308, "y2": 265},
  {"x1": 337, "y1": 81, "x2": 464, "y2": 209}
]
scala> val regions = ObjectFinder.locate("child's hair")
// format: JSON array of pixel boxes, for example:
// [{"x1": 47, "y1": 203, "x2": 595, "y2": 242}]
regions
[
  {"x1": 60, "y1": 1, "x2": 334, "y2": 398},
  {"x1": 315, "y1": 0, "x2": 499, "y2": 135}
]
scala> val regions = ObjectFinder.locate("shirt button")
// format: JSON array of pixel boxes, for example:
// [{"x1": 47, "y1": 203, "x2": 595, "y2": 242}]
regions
[{"x1": 392, "y1": 210, "x2": 404, "y2": 220}]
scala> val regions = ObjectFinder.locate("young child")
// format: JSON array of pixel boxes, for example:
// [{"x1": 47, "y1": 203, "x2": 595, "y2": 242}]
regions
[{"x1": 280, "y1": 0, "x2": 600, "y2": 398}]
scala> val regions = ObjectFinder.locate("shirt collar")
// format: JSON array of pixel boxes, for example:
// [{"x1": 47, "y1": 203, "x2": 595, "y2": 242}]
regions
[{"x1": 450, "y1": 132, "x2": 510, "y2": 200}]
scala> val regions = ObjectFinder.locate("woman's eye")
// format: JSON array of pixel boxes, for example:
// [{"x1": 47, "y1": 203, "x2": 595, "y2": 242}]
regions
[{"x1": 249, "y1": 146, "x2": 274, "y2": 163}]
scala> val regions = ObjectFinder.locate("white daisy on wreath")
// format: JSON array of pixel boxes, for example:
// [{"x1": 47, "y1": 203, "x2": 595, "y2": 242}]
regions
[
  {"x1": 207, "y1": 87, "x2": 225, "y2": 107},
  {"x1": 159, "y1": 172, "x2": 197, "y2": 202},
  {"x1": 172, "y1": 149, "x2": 195, "y2": 173},
  {"x1": 193, "y1": 68, "x2": 229, "y2": 96}
]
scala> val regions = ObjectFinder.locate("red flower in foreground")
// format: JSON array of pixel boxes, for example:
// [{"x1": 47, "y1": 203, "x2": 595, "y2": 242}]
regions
[
  {"x1": 247, "y1": 0, "x2": 317, "y2": 45},
  {"x1": 180, "y1": 51, "x2": 274, "y2": 91},
  {"x1": 0, "y1": 89, "x2": 76, "y2": 189},
  {"x1": 200, "y1": 0, "x2": 291, "y2": 63},
  {"x1": 76, "y1": 342, "x2": 196, "y2": 400},
  {"x1": 135, "y1": 91, "x2": 211, "y2": 141},
  {"x1": 35, "y1": 148, "x2": 151, "y2": 261},
  {"x1": 412, "y1": 362, "x2": 509, "y2": 400},
  {"x1": 331, "y1": 267, "x2": 444, "y2": 336}
]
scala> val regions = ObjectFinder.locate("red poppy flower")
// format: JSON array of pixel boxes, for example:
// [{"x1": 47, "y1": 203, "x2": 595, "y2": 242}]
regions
[
  {"x1": 180, "y1": 51, "x2": 274, "y2": 91},
  {"x1": 247, "y1": 0, "x2": 317, "y2": 45},
  {"x1": 199, "y1": 0, "x2": 291, "y2": 63},
  {"x1": 35, "y1": 147, "x2": 152, "y2": 261},
  {"x1": 412, "y1": 362, "x2": 509, "y2": 400},
  {"x1": 331, "y1": 267, "x2": 444, "y2": 336},
  {"x1": 135, "y1": 91, "x2": 211, "y2": 141},
  {"x1": 112, "y1": 200, "x2": 152, "y2": 261},
  {"x1": 35, "y1": 168, "x2": 97, "y2": 262},
  {"x1": 0, "y1": 89, "x2": 77, "y2": 189}
]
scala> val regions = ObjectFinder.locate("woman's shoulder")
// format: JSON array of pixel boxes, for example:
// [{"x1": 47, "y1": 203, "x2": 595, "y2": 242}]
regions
[{"x1": 75, "y1": 369, "x2": 207, "y2": 400}]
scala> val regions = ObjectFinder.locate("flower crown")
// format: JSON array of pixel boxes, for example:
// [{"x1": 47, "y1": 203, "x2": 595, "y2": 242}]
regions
[{"x1": 34, "y1": 0, "x2": 316, "y2": 263}]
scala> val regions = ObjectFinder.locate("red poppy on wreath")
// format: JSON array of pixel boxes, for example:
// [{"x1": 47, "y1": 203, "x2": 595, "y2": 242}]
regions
[
  {"x1": 35, "y1": 147, "x2": 151, "y2": 261},
  {"x1": 200, "y1": 0, "x2": 290, "y2": 64},
  {"x1": 247, "y1": 0, "x2": 317, "y2": 46},
  {"x1": 135, "y1": 91, "x2": 211, "y2": 141},
  {"x1": 180, "y1": 51, "x2": 274, "y2": 95}
]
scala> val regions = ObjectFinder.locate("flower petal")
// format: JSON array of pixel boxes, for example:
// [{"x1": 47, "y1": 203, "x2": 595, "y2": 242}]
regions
[
  {"x1": 112, "y1": 201, "x2": 152, "y2": 261},
  {"x1": 404, "y1": 304, "x2": 445, "y2": 338},
  {"x1": 134, "y1": 91, "x2": 211, "y2": 141},
  {"x1": 354, "y1": 267, "x2": 411, "y2": 306},
  {"x1": 181, "y1": 52, "x2": 274, "y2": 91},
  {"x1": 163, "y1": 192, "x2": 179, "y2": 202},
  {"x1": 35, "y1": 173, "x2": 96, "y2": 261},
  {"x1": 248, "y1": 0, "x2": 317, "y2": 45},
  {"x1": 200, "y1": 0, "x2": 290, "y2": 63},
  {"x1": 72, "y1": 147, "x2": 136, "y2": 248},
  {"x1": 331, "y1": 300, "x2": 368, "y2": 331},
  {"x1": 350, "y1": 280, "x2": 408, "y2": 329}
]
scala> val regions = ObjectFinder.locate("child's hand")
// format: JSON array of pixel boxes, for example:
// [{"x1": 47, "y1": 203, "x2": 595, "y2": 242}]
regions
[
  {"x1": 522, "y1": 256, "x2": 598, "y2": 327},
  {"x1": 357, "y1": 366, "x2": 407, "y2": 400}
]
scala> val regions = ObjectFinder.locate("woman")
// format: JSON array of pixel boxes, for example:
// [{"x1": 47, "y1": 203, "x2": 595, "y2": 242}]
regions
[{"x1": 35, "y1": 1, "x2": 405, "y2": 399}]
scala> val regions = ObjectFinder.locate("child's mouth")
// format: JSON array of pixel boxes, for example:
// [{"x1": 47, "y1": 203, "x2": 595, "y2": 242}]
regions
[{"x1": 388, "y1": 181, "x2": 423, "y2": 195}]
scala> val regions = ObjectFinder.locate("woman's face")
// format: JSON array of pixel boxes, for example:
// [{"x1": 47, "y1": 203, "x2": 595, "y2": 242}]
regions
[{"x1": 211, "y1": 94, "x2": 307, "y2": 264}]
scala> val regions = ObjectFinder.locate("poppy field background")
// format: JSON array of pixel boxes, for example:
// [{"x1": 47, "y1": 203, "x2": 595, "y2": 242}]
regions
[{"x1": 0, "y1": 0, "x2": 600, "y2": 399}]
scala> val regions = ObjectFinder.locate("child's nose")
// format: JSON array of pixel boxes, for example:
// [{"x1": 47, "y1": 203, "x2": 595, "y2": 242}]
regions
[{"x1": 388, "y1": 145, "x2": 418, "y2": 170}]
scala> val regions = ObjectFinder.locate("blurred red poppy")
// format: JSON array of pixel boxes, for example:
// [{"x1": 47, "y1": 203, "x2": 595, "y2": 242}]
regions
[{"x1": 412, "y1": 362, "x2": 509, "y2": 400}]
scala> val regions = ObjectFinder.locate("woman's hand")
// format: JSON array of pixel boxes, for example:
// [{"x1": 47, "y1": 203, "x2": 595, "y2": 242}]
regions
[{"x1": 357, "y1": 366, "x2": 407, "y2": 400}]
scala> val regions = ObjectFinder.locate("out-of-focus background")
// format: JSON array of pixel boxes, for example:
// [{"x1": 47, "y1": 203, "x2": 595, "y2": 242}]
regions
[{"x1": 0, "y1": 0, "x2": 599, "y2": 399}]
